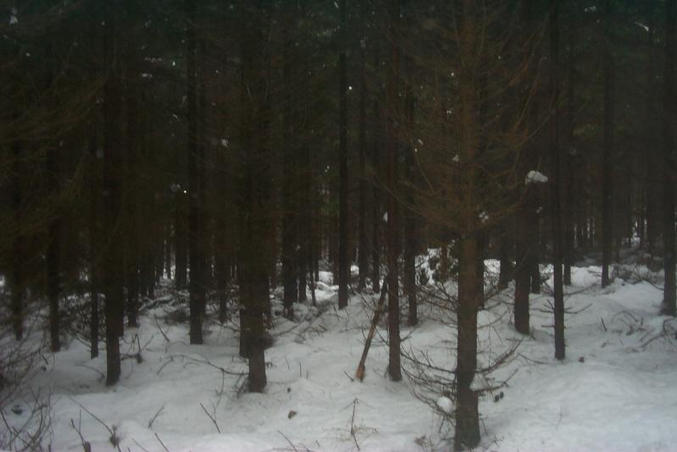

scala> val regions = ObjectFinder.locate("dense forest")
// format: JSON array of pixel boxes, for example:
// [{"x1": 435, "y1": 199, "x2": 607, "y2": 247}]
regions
[{"x1": 1, "y1": 0, "x2": 677, "y2": 450}]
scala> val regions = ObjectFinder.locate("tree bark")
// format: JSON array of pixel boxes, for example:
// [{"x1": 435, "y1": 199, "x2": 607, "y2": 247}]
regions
[
  {"x1": 404, "y1": 83, "x2": 418, "y2": 326},
  {"x1": 514, "y1": 199, "x2": 531, "y2": 335},
  {"x1": 186, "y1": 0, "x2": 204, "y2": 344},
  {"x1": 371, "y1": 49, "x2": 382, "y2": 293},
  {"x1": 386, "y1": 0, "x2": 401, "y2": 382},
  {"x1": 124, "y1": 53, "x2": 140, "y2": 328},
  {"x1": 103, "y1": 0, "x2": 124, "y2": 385},
  {"x1": 281, "y1": 10, "x2": 298, "y2": 318},
  {"x1": 47, "y1": 143, "x2": 61, "y2": 352},
  {"x1": 337, "y1": 0, "x2": 349, "y2": 310},
  {"x1": 88, "y1": 133, "x2": 100, "y2": 359},
  {"x1": 550, "y1": 0, "x2": 565, "y2": 361},
  {"x1": 454, "y1": 1, "x2": 481, "y2": 447},
  {"x1": 357, "y1": 3, "x2": 369, "y2": 292},
  {"x1": 238, "y1": 0, "x2": 271, "y2": 392},
  {"x1": 662, "y1": 0, "x2": 676, "y2": 316},
  {"x1": 601, "y1": 0, "x2": 615, "y2": 288},
  {"x1": 563, "y1": 24, "x2": 576, "y2": 286}
]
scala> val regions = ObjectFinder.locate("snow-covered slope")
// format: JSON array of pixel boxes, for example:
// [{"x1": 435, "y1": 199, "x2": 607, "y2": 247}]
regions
[{"x1": 6, "y1": 264, "x2": 677, "y2": 451}]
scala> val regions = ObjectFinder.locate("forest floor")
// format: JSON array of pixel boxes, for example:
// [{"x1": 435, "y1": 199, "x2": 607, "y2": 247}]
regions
[{"x1": 6, "y1": 256, "x2": 677, "y2": 451}]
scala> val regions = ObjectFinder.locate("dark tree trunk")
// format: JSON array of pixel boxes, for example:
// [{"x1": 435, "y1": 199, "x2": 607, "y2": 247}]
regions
[
  {"x1": 10, "y1": 127, "x2": 24, "y2": 341},
  {"x1": 337, "y1": 0, "x2": 349, "y2": 310},
  {"x1": 238, "y1": 1, "x2": 271, "y2": 392},
  {"x1": 514, "y1": 199, "x2": 531, "y2": 335},
  {"x1": 662, "y1": 0, "x2": 676, "y2": 316},
  {"x1": 371, "y1": 49, "x2": 382, "y2": 293},
  {"x1": 646, "y1": 12, "x2": 659, "y2": 256},
  {"x1": 164, "y1": 225, "x2": 172, "y2": 279},
  {"x1": 529, "y1": 218, "x2": 541, "y2": 294},
  {"x1": 563, "y1": 25, "x2": 576, "y2": 286},
  {"x1": 514, "y1": 0, "x2": 535, "y2": 336},
  {"x1": 455, "y1": 236, "x2": 481, "y2": 450},
  {"x1": 601, "y1": 0, "x2": 615, "y2": 288},
  {"x1": 124, "y1": 61, "x2": 139, "y2": 328},
  {"x1": 88, "y1": 134, "x2": 100, "y2": 359},
  {"x1": 550, "y1": 0, "x2": 565, "y2": 361},
  {"x1": 404, "y1": 85, "x2": 417, "y2": 326},
  {"x1": 498, "y1": 222, "x2": 512, "y2": 291},
  {"x1": 174, "y1": 191, "x2": 188, "y2": 289},
  {"x1": 215, "y1": 228, "x2": 230, "y2": 323},
  {"x1": 454, "y1": 2, "x2": 481, "y2": 447},
  {"x1": 186, "y1": 0, "x2": 204, "y2": 344},
  {"x1": 47, "y1": 144, "x2": 61, "y2": 352},
  {"x1": 281, "y1": 11, "x2": 297, "y2": 318},
  {"x1": 386, "y1": 0, "x2": 401, "y2": 382},
  {"x1": 357, "y1": 7, "x2": 369, "y2": 292},
  {"x1": 103, "y1": 0, "x2": 124, "y2": 385}
]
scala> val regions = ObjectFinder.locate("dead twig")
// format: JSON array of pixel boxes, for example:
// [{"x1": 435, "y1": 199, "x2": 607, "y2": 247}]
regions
[
  {"x1": 200, "y1": 403, "x2": 221, "y2": 433},
  {"x1": 70, "y1": 414, "x2": 91, "y2": 452},
  {"x1": 155, "y1": 432, "x2": 170, "y2": 452},
  {"x1": 350, "y1": 398, "x2": 361, "y2": 451},
  {"x1": 132, "y1": 438, "x2": 151, "y2": 452},
  {"x1": 278, "y1": 430, "x2": 300, "y2": 452},
  {"x1": 147, "y1": 404, "x2": 165, "y2": 429},
  {"x1": 68, "y1": 398, "x2": 120, "y2": 451}
]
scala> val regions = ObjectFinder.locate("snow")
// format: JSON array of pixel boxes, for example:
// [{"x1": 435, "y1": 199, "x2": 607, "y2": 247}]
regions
[
  {"x1": 525, "y1": 170, "x2": 548, "y2": 184},
  {"x1": 4, "y1": 258, "x2": 677, "y2": 451},
  {"x1": 436, "y1": 396, "x2": 453, "y2": 414}
]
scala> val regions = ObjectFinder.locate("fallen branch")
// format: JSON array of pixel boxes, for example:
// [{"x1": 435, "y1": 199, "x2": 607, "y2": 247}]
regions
[
  {"x1": 68, "y1": 398, "x2": 120, "y2": 451},
  {"x1": 278, "y1": 430, "x2": 299, "y2": 452},
  {"x1": 147, "y1": 404, "x2": 165, "y2": 429},
  {"x1": 200, "y1": 403, "x2": 221, "y2": 433},
  {"x1": 155, "y1": 432, "x2": 170, "y2": 452},
  {"x1": 350, "y1": 398, "x2": 361, "y2": 451},
  {"x1": 355, "y1": 279, "x2": 388, "y2": 382},
  {"x1": 70, "y1": 415, "x2": 91, "y2": 452}
]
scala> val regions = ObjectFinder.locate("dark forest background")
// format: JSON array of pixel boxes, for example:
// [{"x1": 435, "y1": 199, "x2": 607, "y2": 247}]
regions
[{"x1": 1, "y1": 1, "x2": 676, "y2": 449}]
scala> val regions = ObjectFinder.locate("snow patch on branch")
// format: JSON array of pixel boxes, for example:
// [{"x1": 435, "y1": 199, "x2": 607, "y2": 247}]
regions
[
  {"x1": 436, "y1": 396, "x2": 453, "y2": 414},
  {"x1": 525, "y1": 170, "x2": 548, "y2": 185}
]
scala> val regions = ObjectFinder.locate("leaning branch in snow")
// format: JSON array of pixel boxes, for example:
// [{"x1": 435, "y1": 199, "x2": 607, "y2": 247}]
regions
[
  {"x1": 166, "y1": 353, "x2": 246, "y2": 376},
  {"x1": 199, "y1": 403, "x2": 221, "y2": 433},
  {"x1": 355, "y1": 278, "x2": 388, "y2": 382}
]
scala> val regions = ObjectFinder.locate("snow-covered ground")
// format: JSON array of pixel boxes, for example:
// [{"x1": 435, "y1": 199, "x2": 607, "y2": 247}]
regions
[{"x1": 5, "y1": 261, "x2": 677, "y2": 451}]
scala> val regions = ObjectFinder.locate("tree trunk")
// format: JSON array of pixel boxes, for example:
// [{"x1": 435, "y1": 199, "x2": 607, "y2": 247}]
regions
[
  {"x1": 238, "y1": 1, "x2": 271, "y2": 392},
  {"x1": 47, "y1": 144, "x2": 61, "y2": 352},
  {"x1": 281, "y1": 11, "x2": 298, "y2": 318},
  {"x1": 386, "y1": 0, "x2": 401, "y2": 382},
  {"x1": 563, "y1": 25, "x2": 576, "y2": 286},
  {"x1": 10, "y1": 122, "x2": 24, "y2": 341},
  {"x1": 337, "y1": 0, "x2": 349, "y2": 310},
  {"x1": 498, "y1": 222, "x2": 512, "y2": 291},
  {"x1": 371, "y1": 49, "x2": 382, "y2": 293},
  {"x1": 174, "y1": 191, "x2": 188, "y2": 289},
  {"x1": 514, "y1": 200, "x2": 531, "y2": 335},
  {"x1": 455, "y1": 236, "x2": 481, "y2": 450},
  {"x1": 124, "y1": 58, "x2": 140, "y2": 328},
  {"x1": 404, "y1": 83, "x2": 418, "y2": 326},
  {"x1": 88, "y1": 134, "x2": 100, "y2": 359},
  {"x1": 186, "y1": 0, "x2": 204, "y2": 344},
  {"x1": 103, "y1": 0, "x2": 124, "y2": 385},
  {"x1": 454, "y1": 2, "x2": 481, "y2": 447},
  {"x1": 550, "y1": 0, "x2": 565, "y2": 361},
  {"x1": 662, "y1": 0, "x2": 676, "y2": 316},
  {"x1": 601, "y1": 0, "x2": 615, "y2": 288},
  {"x1": 357, "y1": 5, "x2": 369, "y2": 292}
]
